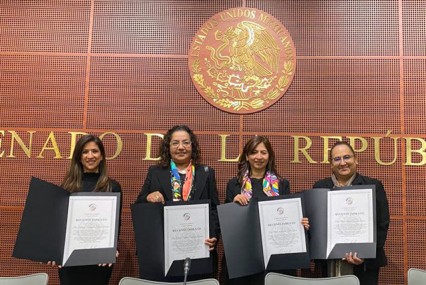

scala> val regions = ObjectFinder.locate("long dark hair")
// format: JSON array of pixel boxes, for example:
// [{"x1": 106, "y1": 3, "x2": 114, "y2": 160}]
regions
[
  {"x1": 237, "y1": 135, "x2": 279, "y2": 184},
  {"x1": 61, "y1": 134, "x2": 111, "y2": 193},
  {"x1": 158, "y1": 125, "x2": 201, "y2": 167}
]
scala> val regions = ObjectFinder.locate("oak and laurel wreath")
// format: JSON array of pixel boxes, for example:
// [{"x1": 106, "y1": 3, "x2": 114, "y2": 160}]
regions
[{"x1": 192, "y1": 59, "x2": 294, "y2": 111}]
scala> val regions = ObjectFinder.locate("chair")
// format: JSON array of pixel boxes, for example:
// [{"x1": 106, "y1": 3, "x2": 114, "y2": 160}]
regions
[
  {"x1": 119, "y1": 277, "x2": 219, "y2": 285},
  {"x1": 265, "y1": 272, "x2": 360, "y2": 285},
  {"x1": 408, "y1": 268, "x2": 426, "y2": 285},
  {"x1": 0, "y1": 273, "x2": 48, "y2": 285}
]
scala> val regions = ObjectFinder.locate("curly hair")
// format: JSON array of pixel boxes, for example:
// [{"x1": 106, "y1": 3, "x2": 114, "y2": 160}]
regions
[
  {"x1": 158, "y1": 125, "x2": 201, "y2": 167},
  {"x1": 237, "y1": 135, "x2": 279, "y2": 184},
  {"x1": 61, "y1": 134, "x2": 111, "y2": 193}
]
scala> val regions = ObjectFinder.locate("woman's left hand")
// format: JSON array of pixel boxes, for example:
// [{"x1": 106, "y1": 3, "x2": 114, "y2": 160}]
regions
[
  {"x1": 301, "y1": 217, "x2": 310, "y2": 230},
  {"x1": 204, "y1": 237, "x2": 217, "y2": 251}
]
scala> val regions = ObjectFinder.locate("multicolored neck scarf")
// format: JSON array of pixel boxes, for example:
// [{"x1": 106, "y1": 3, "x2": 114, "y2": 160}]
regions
[
  {"x1": 171, "y1": 160, "x2": 195, "y2": 201},
  {"x1": 241, "y1": 170, "x2": 280, "y2": 198}
]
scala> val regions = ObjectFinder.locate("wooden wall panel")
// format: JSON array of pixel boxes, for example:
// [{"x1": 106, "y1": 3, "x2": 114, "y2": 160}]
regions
[
  {"x1": 243, "y1": 59, "x2": 401, "y2": 133},
  {"x1": 1, "y1": 1, "x2": 425, "y2": 284},
  {"x1": 0, "y1": 1, "x2": 90, "y2": 53},
  {"x1": 0, "y1": 56, "x2": 86, "y2": 128},
  {"x1": 87, "y1": 57, "x2": 241, "y2": 131},
  {"x1": 250, "y1": 0, "x2": 399, "y2": 56}
]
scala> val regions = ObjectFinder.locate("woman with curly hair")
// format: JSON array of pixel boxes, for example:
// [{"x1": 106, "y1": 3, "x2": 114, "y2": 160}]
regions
[{"x1": 135, "y1": 125, "x2": 220, "y2": 281}]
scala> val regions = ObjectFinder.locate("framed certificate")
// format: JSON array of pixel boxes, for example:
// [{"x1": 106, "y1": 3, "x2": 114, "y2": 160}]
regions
[
  {"x1": 13, "y1": 177, "x2": 121, "y2": 267},
  {"x1": 131, "y1": 200, "x2": 213, "y2": 280},
  {"x1": 163, "y1": 203, "x2": 209, "y2": 275},
  {"x1": 258, "y1": 198, "x2": 307, "y2": 267},
  {"x1": 303, "y1": 185, "x2": 377, "y2": 260},
  {"x1": 218, "y1": 194, "x2": 310, "y2": 279}
]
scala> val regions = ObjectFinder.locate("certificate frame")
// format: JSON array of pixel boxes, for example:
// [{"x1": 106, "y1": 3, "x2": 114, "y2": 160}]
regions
[
  {"x1": 218, "y1": 193, "x2": 310, "y2": 279},
  {"x1": 163, "y1": 203, "x2": 209, "y2": 276},
  {"x1": 13, "y1": 177, "x2": 121, "y2": 267},
  {"x1": 303, "y1": 185, "x2": 377, "y2": 260},
  {"x1": 131, "y1": 199, "x2": 213, "y2": 281}
]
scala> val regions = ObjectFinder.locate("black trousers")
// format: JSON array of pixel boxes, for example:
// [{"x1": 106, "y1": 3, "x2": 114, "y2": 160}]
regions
[
  {"x1": 58, "y1": 265, "x2": 113, "y2": 285},
  {"x1": 354, "y1": 266, "x2": 380, "y2": 285}
]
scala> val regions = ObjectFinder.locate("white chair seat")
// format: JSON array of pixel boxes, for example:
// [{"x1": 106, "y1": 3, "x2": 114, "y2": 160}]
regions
[
  {"x1": 265, "y1": 272, "x2": 360, "y2": 285},
  {"x1": 0, "y1": 273, "x2": 48, "y2": 285},
  {"x1": 119, "y1": 277, "x2": 219, "y2": 285},
  {"x1": 408, "y1": 268, "x2": 426, "y2": 285}
]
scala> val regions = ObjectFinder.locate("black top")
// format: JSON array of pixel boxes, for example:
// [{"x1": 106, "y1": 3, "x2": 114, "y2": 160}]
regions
[{"x1": 81, "y1": 172, "x2": 121, "y2": 193}]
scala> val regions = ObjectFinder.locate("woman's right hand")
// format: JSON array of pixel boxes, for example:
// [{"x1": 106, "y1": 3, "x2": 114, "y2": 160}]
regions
[
  {"x1": 47, "y1": 261, "x2": 61, "y2": 268},
  {"x1": 147, "y1": 191, "x2": 164, "y2": 204},
  {"x1": 233, "y1": 194, "x2": 250, "y2": 206}
]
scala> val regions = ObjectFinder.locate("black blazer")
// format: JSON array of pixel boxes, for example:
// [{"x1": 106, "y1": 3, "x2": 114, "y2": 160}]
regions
[
  {"x1": 313, "y1": 173, "x2": 390, "y2": 269},
  {"x1": 136, "y1": 164, "x2": 220, "y2": 238},
  {"x1": 225, "y1": 176, "x2": 290, "y2": 203}
]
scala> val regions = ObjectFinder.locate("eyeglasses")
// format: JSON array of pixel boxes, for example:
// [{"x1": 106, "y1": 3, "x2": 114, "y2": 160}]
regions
[
  {"x1": 170, "y1": 140, "x2": 192, "y2": 148},
  {"x1": 331, "y1": 155, "x2": 354, "y2": 163}
]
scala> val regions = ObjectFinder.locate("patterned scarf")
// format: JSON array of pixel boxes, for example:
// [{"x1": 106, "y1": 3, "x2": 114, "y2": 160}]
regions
[
  {"x1": 171, "y1": 160, "x2": 195, "y2": 201},
  {"x1": 241, "y1": 170, "x2": 280, "y2": 198}
]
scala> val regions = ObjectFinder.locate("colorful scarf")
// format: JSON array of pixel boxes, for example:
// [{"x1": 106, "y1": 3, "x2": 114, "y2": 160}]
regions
[
  {"x1": 171, "y1": 160, "x2": 195, "y2": 201},
  {"x1": 241, "y1": 170, "x2": 280, "y2": 198}
]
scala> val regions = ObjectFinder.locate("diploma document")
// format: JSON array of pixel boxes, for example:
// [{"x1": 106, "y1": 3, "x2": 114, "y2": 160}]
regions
[
  {"x1": 258, "y1": 198, "x2": 307, "y2": 266},
  {"x1": 131, "y1": 200, "x2": 213, "y2": 281},
  {"x1": 13, "y1": 177, "x2": 120, "y2": 266},
  {"x1": 218, "y1": 194, "x2": 310, "y2": 279},
  {"x1": 303, "y1": 185, "x2": 377, "y2": 260},
  {"x1": 164, "y1": 204, "x2": 209, "y2": 275},
  {"x1": 327, "y1": 189, "x2": 373, "y2": 258},
  {"x1": 63, "y1": 195, "x2": 118, "y2": 265}
]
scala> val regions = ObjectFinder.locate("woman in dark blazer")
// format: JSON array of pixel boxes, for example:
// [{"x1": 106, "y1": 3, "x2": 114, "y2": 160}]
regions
[
  {"x1": 135, "y1": 125, "x2": 220, "y2": 280},
  {"x1": 223, "y1": 135, "x2": 308, "y2": 285}
]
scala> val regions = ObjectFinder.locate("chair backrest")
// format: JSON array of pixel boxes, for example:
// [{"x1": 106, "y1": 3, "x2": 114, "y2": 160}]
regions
[
  {"x1": 265, "y1": 272, "x2": 360, "y2": 285},
  {"x1": 408, "y1": 268, "x2": 426, "y2": 285},
  {"x1": 119, "y1": 277, "x2": 219, "y2": 285},
  {"x1": 0, "y1": 273, "x2": 48, "y2": 285}
]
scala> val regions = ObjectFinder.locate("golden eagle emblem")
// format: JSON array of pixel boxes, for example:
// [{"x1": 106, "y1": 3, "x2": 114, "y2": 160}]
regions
[{"x1": 189, "y1": 8, "x2": 296, "y2": 114}]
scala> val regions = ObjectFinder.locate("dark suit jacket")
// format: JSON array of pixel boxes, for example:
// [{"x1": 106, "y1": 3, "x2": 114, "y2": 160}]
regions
[
  {"x1": 313, "y1": 173, "x2": 390, "y2": 269},
  {"x1": 225, "y1": 176, "x2": 290, "y2": 203},
  {"x1": 136, "y1": 164, "x2": 220, "y2": 238}
]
